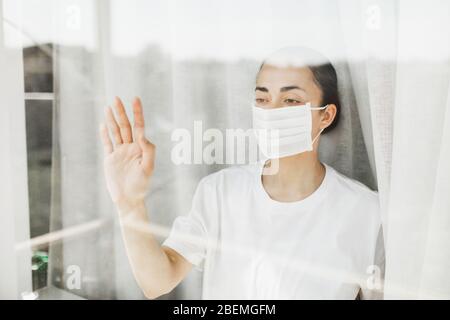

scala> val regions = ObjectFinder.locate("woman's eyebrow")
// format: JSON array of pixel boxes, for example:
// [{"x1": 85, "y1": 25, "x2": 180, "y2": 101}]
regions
[
  {"x1": 255, "y1": 86, "x2": 268, "y2": 92},
  {"x1": 255, "y1": 86, "x2": 305, "y2": 93},
  {"x1": 280, "y1": 86, "x2": 305, "y2": 92}
]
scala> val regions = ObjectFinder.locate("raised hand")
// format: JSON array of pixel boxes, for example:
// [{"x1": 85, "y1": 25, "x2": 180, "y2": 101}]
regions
[{"x1": 99, "y1": 97, "x2": 156, "y2": 210}]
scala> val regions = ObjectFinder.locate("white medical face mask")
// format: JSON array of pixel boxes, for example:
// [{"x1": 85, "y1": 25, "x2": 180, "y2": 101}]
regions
[{"x1": 252, "y1": 103, "x2": 328, "y2": 159}]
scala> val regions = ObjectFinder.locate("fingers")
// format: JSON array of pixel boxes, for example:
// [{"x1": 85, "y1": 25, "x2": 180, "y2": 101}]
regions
[
  {"x1": 99, "y1": 122, "x2": 113, "y2": 155},
  {"x1": 103, "y1": 97, "x2": 151, "y2": 165},
  {"x1": 114, "y1": 96, "x2": 133, "y2": 143},
  {"x1": 105, "y1": 106, "x2": 123, "y2": 145},
  {"x1": 137, "y1": 136, "x2": 156, "y2": 176},
  {"x1": 132, "y1": 97, "x2": 145, "y2": 141},
  {"x1": 133, "y1": 96, "x2": 155, "y2": 176}
]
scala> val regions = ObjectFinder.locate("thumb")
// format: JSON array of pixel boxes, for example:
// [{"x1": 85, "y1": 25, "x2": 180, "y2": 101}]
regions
[{"x1": 138, "y1": 136, "x2": 156, "y2": 176}]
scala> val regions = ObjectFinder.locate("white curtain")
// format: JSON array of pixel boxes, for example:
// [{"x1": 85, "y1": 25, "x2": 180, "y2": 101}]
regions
[
  {"x1": 341, "y1": 0, "x2": 450, "y2": 299},
  {"x1": 1, "y1": 0, "x2": 32, "y2": 299},
  {"x1": 382, "y1": 0, "x2": 450, "y2": 299},
  {"x1": 12, "y1": 0, "x2": 445, "y2": 299}
]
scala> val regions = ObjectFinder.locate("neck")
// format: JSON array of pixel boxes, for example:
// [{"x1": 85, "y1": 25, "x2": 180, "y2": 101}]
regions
[{"x1": 262, "y1": 152, "x2": 325, "y2": 201}]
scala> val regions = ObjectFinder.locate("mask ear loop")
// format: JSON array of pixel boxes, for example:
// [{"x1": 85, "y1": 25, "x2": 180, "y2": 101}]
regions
[
  {"x1": 311, "y1": 104, "x2": 329, "y2": 145},
  {"x1": 310, "y1": 104, "x2": 329, "y2": 111},
  {"x1": 312, "y1": 127, "x2": 326, "y2": 145}
]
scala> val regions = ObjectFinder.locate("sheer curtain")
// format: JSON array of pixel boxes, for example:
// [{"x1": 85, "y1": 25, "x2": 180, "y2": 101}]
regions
[
  {"x1": 1, "y1": 0, "x2": 32, "y2": 298},
  {"x1": 381, "y1": 0, "x2": 450, "y2": 299},
  {"x1": 40, "y1": 0, "x2": 450, "y2": 299},
  {"x1": 341, "y1": 0, "x2": 450, "y2": 299}
]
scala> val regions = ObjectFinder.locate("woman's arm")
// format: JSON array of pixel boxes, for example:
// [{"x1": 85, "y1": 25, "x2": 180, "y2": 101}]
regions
[{"x1": 99, "y1": 97, "x2": 192, "y2": 299}]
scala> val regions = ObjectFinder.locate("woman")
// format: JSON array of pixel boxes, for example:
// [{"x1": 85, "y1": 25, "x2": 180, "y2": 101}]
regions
[{"x1": 99, "y1": 47, "x2": 384, "y2": 299}]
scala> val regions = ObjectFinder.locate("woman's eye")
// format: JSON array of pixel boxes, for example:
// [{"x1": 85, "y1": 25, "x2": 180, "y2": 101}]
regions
[
  {"x1": 255, "y1": 98, "x2": 266, "y2": 104},
  {"x1": 285, "y1": 99, "x2": 301, "y2": 104}
]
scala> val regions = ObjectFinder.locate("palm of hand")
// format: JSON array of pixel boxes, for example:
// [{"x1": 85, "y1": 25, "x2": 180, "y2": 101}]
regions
[{"x1": 104, "y1": 142, "x2": 150, "y2": 204}]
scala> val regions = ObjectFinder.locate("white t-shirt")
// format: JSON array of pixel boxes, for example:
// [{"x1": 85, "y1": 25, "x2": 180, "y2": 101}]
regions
[{"x1": 162, "y1": 162, "x2": 384, "y2": 299}]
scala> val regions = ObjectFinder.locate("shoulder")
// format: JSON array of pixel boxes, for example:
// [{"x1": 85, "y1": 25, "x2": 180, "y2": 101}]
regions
[
  {"x1": 326, "y1": 164, "x2": 380, "y2": 225},
  {"x1": 325, "y1": 165, "x2": 383, "y2": 266},
  {"x1": 326, "y1": 164, "x2": 379, "y2": 205}
]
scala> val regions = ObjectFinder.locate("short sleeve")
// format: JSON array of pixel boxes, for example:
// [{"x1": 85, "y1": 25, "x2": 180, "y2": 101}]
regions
[{"x1": 162, "y1": 177, "x2": 215, "y2": 272}]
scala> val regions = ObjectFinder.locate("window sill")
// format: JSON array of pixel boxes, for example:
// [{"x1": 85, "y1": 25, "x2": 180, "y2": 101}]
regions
[{"x1": 35, "y1": 286, "x2": 85, "y2": 300}]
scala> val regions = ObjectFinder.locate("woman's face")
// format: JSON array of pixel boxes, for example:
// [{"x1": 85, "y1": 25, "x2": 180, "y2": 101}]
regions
[{"x1": 255, "y1": 64, "x2": 336, "y2": 135}]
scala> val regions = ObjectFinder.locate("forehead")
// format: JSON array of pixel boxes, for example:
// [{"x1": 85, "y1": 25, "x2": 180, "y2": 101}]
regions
[{"x1": 256, "y1": 64, "x2": 316, "y2": 90}]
